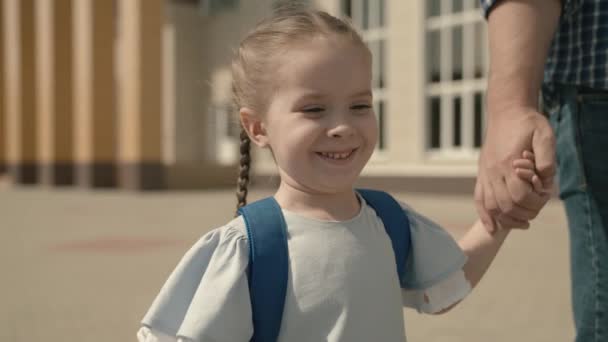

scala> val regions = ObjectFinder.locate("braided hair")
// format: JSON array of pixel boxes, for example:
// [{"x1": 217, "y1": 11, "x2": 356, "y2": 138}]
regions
[{"x1": 235, "y1": 129, "x2": 251, "y2": 215}]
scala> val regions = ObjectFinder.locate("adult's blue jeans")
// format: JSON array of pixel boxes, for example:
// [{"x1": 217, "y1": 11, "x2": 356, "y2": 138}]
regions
[{"x1": 543, "y1": 84, "x2": 608, "y2": 342}]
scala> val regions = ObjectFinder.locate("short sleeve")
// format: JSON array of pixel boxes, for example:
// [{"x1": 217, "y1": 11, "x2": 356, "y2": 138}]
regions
[
  {"x1": 398, "y1": 202, "x2": 471, "y2": 313},
  {"x1": 402, "y1": 269, "x2": 471, "y2": 314},
  {"x1": 399, "y1": 202, "x2": 468, "y2": 290},
  {"x1": 140, "y1": 218, "x2": 253, "y2": 342}
]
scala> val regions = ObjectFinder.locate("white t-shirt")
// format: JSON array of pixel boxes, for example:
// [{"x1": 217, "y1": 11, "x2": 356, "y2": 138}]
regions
[{"x1": 138, "y1": 197, "x2": 470, "y2": 342}]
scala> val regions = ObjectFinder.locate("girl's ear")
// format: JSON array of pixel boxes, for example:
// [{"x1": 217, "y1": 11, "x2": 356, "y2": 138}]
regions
[{"x1": 239, "y1": 107, "x2": 269, "y2": 147}]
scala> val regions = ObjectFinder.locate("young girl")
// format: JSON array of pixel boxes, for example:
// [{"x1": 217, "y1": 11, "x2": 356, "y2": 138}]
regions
[{"x1": 137, "y1": 8, "x2": 548, "y2": 342}]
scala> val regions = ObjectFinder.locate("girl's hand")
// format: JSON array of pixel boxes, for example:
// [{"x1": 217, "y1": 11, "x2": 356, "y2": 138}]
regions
[
  {"x1": 488, "y1": 150, "x2": 551, "y2": 231},
  {"x1": 513, "y1": 150, "x2": 546, "y2": 194}
]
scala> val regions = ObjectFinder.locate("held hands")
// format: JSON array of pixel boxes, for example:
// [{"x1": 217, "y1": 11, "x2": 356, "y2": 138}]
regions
[
  {"x1": 475, "y1": 110, "x2": 556, "y2": 232},
  {"x1": 484, "y1": 150, "x2": 552, "y2": 231},
  {"x1": 514, "y1": 151, "x2": 546, "y2": 195}
]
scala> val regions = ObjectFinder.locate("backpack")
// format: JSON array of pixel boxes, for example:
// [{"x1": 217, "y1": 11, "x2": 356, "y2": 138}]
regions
[{"x1": 237, "y1": 189, "x2": 411, "y2": 342}]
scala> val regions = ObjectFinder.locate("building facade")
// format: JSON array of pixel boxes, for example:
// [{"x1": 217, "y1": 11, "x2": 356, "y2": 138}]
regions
[{"x1": 0, "y1": 0, "x2": 489, "y2": 190}]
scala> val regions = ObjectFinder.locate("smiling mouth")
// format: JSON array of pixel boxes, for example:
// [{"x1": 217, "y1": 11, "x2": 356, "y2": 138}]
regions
[{"x1": 316, "y1": 148, "x2": 357, "y2": 161}]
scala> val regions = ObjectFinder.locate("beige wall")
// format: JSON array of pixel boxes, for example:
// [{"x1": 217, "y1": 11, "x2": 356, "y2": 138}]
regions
[
  {"x1": 115, "y1": 0, "x2": 165, "y2": 190},
  {"x1": 116, "y1": 0, "x2": 164, "y2": 163},
  {"x1": 166, "y1": 2, "x2": 207, "y2": 163},
  {"x1": 385, "y1": 1, "x2": 425, "y2": 165},
  {"x1": 3, "y1": 0, "x2": 19, "y2": 178},
  {"x1": 35, "y1": 0, "x2": 52, "y2": 184},
  {"x1": 53, "y1": 0, "x2": 73, "y2": 167},
  {"x1": 21, "y1": 0, "x2": 38, "y2": 182},
  {"x1": 0, "y1": 0, "x2": 4, "y2": 172},
  {"x1": 5, "y1": 0, "x2": 167, "y2": 189},
  {"x1": 73, "y1": 0, "x2": 118, "y2": 187}
]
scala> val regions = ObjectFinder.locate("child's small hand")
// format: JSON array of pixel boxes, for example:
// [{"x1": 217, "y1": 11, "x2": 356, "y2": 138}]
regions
[
  {"x1": 513, "y1": 150, "x2": 547, "y2": 194},
  {"x1": 491, "y1": 150, "x2": 551, "y2": 231}
]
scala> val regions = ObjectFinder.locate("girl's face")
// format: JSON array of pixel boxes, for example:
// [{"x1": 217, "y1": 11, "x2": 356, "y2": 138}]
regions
[{"x1": 246, "y1": 37, "x2": 377, "y2": 195}]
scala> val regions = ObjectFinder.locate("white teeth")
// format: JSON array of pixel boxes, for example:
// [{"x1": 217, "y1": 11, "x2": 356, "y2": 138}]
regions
[{"x1": 320, "y1": 150, "x2": 353, "y2": 160}]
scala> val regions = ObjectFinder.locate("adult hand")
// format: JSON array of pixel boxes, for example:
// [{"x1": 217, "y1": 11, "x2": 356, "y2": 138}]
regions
[{"x1": 475, "y1": 106, "x2": 556, "y2": 233}]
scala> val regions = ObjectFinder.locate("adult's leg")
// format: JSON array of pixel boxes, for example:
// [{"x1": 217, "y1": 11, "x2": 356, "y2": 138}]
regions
[{"x1": 548, "y1": 85, "x2": 608, "y2": 342}]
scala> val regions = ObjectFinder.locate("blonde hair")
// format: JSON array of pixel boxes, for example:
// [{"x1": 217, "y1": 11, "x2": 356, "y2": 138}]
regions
[{"x1": 232, "y1": 6, "x2": 367, "y2": 214}]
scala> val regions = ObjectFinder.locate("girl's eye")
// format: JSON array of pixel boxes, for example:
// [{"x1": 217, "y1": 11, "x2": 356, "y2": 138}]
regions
[
  {"x1": 351, "y1": 104, "x2": 372, "y2": 112},
  {"x1": 302, "y1": 107, "x2": 324, "y2": 113}
]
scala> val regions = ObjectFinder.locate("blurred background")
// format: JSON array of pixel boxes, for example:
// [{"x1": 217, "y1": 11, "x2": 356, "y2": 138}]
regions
[{"x1": 0, "y1": 0, "x2": 573, "y2": 341}]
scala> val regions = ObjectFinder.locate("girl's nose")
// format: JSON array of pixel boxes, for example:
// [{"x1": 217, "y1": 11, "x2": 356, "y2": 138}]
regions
[{"x1": 327, "y1": 123, "x2": 355, "y2": 138}]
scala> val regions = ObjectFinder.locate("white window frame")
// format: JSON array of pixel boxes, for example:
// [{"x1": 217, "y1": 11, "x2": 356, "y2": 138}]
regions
[{"x1": 424, "y1": 0, "x2": 488, "y2": 161}]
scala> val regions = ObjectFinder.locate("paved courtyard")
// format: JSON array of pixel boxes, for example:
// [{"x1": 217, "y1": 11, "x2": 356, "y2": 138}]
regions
[{"x1": 0, "y1": 184, "x2": 573, "y2": 341}]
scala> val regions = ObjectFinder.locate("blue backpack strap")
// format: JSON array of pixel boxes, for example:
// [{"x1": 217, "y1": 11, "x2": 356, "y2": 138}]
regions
[
  {"x1": 357, "y1": 189, "x2": 411, "y2": 285},
  {"x1": 238, "y1": 197, "x2": 289, "y2": 342}
]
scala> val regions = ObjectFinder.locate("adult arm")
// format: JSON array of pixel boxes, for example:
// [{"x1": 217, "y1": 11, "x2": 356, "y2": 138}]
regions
[{"x1": 476, "y1": 0, "x2": 561, "y2": 232}]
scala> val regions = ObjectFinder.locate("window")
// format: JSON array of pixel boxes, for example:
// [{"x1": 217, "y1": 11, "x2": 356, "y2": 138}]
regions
[
  {"x1": 425, "y1": 0, "x2": 487, "y2": 159},
  {"x1": 342, "y1": 0, "x2": 387, "y2": 151}
]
